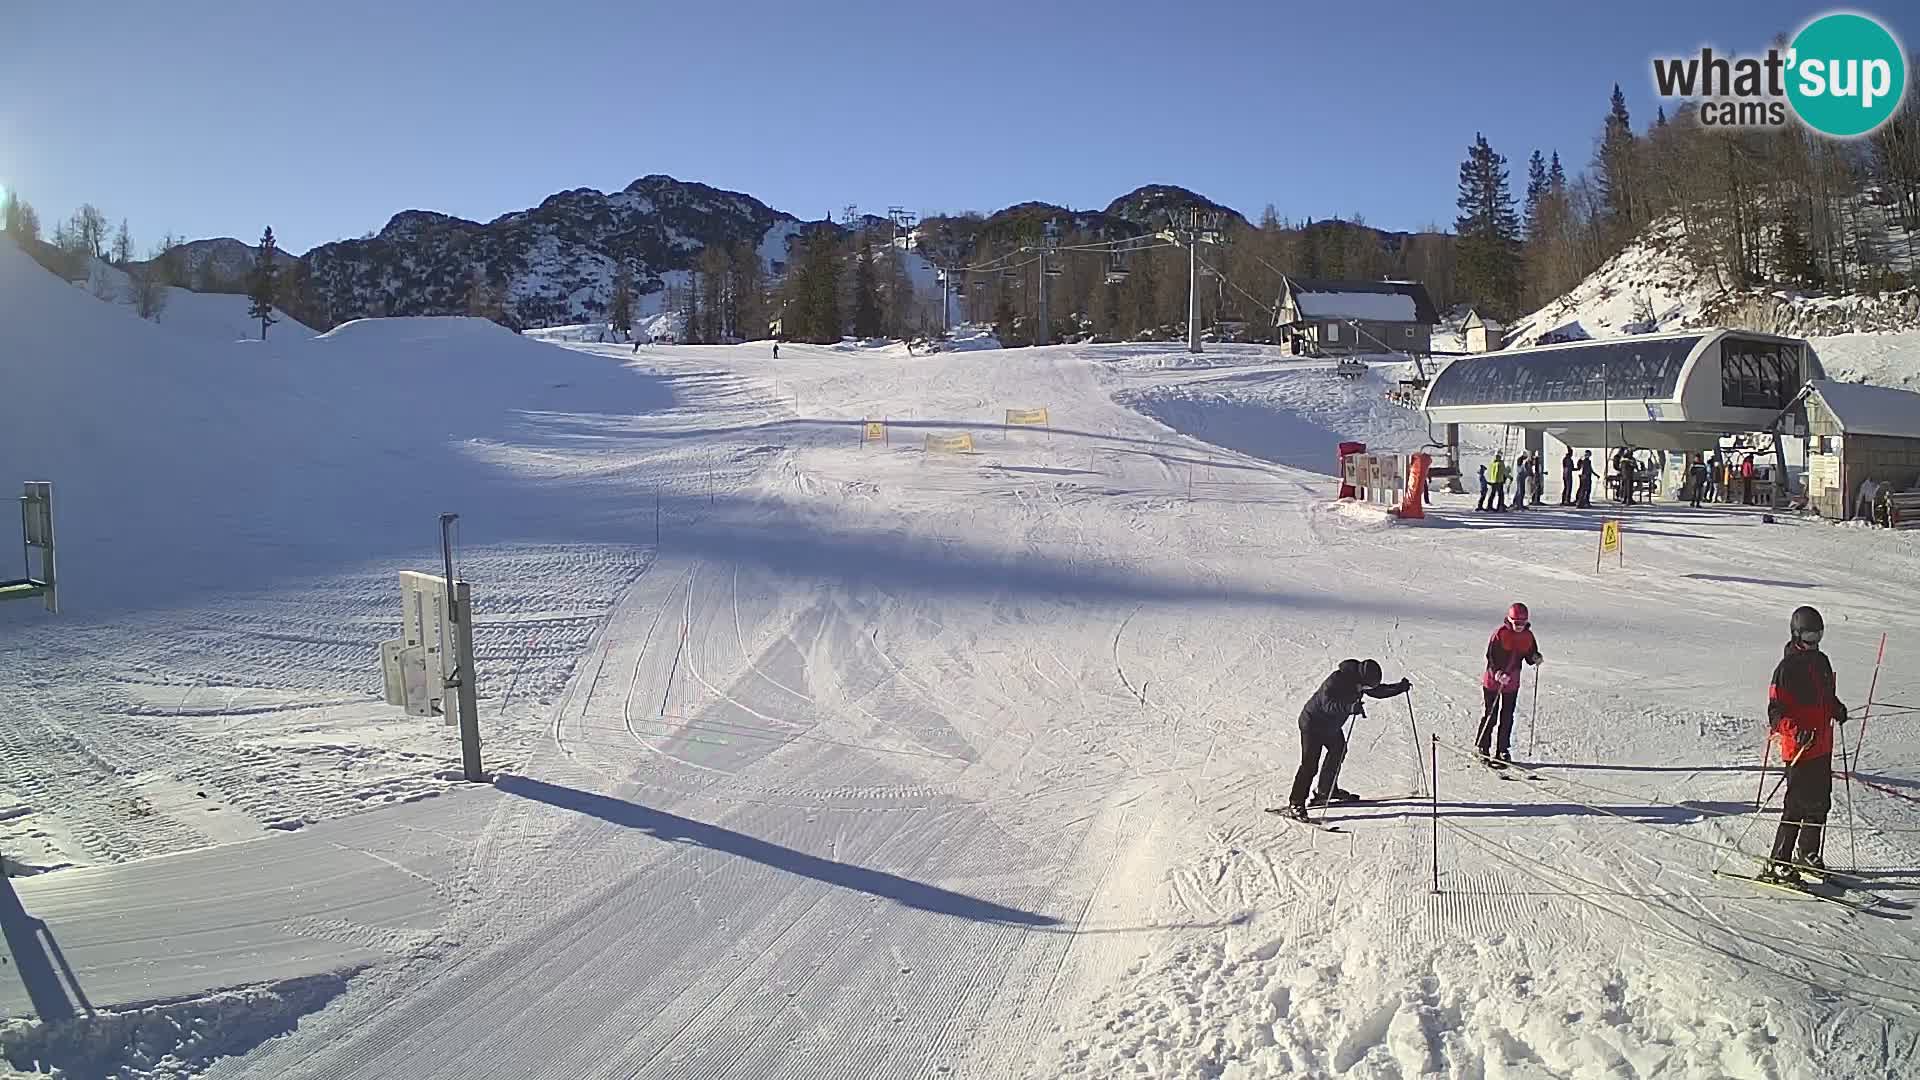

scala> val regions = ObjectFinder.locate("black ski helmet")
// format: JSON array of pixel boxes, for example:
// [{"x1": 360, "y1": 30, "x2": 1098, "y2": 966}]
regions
[
  {"x1": 1790, "y1": 606, "x2": 1824, "y2": 644},
  {"x1": 1358, "y1": 659, "x2": 1383, "y2": 687}
]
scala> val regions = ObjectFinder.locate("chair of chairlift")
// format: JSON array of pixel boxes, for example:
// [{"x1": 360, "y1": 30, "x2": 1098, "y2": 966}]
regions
[
  {"x1": 1105, "y1": 270, "x2": 1129, "y2": 285},
  {"x1": 1044, "y1": 263, "x2": 1063, "y2": 277}
]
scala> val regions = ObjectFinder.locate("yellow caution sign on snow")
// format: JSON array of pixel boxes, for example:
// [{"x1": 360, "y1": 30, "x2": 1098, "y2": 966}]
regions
[
  {"x1": 1004, "y1": 408, "x2": 1049, "y2": 427},
  {"x1": 1596, "y1": 518, "x2": 1624, "y2": 572},
  {"x1": 862, "y1": 420, "x2": 887, "y2": 444},
  {"x1": 924, "y1": 433, "x2": 975, "y2": 455}
]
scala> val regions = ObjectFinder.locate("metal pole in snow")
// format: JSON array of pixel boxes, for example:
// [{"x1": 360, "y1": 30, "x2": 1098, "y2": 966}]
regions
[{"x1": 1430, "y1": 734, "x2": 1441, "y2": 894}]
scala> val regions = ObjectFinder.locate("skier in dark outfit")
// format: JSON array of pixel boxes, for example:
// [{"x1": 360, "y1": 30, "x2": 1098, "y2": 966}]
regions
[
  {"x1": 1283, "y1": 659, "x2": 1412, "y2": 818},
  {"x1": 1762, "y1": 606, "x2": 1849, "y2": 883},
  {"x1": 1560, "y1": 449, "x2": 1575, "y2": 506},
  {"x1": 1477, "y1": 603, "x2": 1542, "y2": 763}
]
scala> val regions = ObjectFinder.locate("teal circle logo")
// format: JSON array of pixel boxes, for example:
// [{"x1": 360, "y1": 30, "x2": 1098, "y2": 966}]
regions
[{"x1": 1787, "y1": 13, "x2": 1906, "y2": 137}]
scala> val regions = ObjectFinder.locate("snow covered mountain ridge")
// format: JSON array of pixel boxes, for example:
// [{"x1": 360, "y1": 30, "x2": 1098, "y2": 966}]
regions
[{"x1": 159, "y1": 179, "x2": 1305, "y2": 333}]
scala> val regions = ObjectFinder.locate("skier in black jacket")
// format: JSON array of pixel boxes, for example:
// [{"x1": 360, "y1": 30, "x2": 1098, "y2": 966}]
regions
[{"x1": 1283, "y1": 659, "x2": 1412, "y2": 819}]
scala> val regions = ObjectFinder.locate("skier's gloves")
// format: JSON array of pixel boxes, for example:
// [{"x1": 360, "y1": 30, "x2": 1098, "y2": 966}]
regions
[
  {"x1": 1495, "y1": 673, "x2": 1515, "y2": 690},
  {"x1": 1397, "y1": 678, "x2": 1413, "y2": 692}
]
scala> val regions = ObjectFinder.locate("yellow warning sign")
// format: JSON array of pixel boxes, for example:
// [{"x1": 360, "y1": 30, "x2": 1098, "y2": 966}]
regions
[
  {"x1": 924, "y1": 433, "x2": 975, "y2": 455},
  {"x1": 1004, "y1": 408, "x2": 1050, "y2": 427},
  {"x1": 862, "y1": 420, "x2": 887, "y2": 444},
  {"x1": 1596, "y1": 518, "x2": 1624, "y2": 572}
]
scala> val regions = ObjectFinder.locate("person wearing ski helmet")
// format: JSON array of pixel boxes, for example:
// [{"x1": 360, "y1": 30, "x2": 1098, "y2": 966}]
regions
[
  {"x1": 1477, "y1": 603, "x2": 1542, "y2": 764},
  {"x1": 1762, "y1": 605, "x2": 1849, "y2": 883},
  {"x1": 1284, "y1": 658, "x2": 1412, "y2": 819}
]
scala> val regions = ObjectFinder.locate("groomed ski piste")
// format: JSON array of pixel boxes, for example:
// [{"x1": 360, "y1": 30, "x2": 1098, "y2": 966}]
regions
[{"x1": 3, "y1": 232, "x2": 1920, "y2": 1078}]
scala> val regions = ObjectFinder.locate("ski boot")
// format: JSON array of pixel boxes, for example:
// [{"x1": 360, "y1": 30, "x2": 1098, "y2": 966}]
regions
[
  {"x1": 1495, "y1": 749, "x2": 1514, "y2": 766},
  {"x1": 1327, "y1": 788, "x2": 1362, "y2": 804},
  {"x1": 1756, "y1": 861, "x2": 1806, "y2": 887},
  {"x1": 1280, "y1": 804, "x2": 1311, "y2": 822}
]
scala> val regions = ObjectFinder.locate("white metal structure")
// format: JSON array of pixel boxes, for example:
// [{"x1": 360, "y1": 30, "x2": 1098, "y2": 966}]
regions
[
  {"x1": 1, "y1": 482, "x2": 57, "y2": 613},
  {"x1": 381, "y1": 570, "x2": 460, "y2": 726},
  {"x1": 1420, "y1": 329, "x2": 1823, "y2": 450}
]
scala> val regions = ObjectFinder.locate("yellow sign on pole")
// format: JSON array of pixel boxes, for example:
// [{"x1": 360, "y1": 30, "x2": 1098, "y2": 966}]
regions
[
  {"x1": 1004, "y1": 407, "x2": 1051, "y2": 443},
  {"x1": 924, "y1": 433, "x2": 975, "y2": 455},
  {"x1": 1596, "y1": 518, "x2": 1623, "y2": 572},
  {"x1": 862, "y1": 420, "x2": 887, "y2": 445}
]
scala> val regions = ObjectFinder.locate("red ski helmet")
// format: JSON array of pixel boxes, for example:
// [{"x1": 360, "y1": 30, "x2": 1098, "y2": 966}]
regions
[{"x1": 1506, "y1": 602, "x2": 1530, "y2": 630}]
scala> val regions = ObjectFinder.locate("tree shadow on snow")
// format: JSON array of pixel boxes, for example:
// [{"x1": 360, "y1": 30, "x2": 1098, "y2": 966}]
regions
[{"x1": 494, "y1": 774, "x2": 1060, "y2": 927}]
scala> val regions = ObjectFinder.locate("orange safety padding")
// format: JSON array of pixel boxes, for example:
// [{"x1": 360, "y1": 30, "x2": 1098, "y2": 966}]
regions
[{"x1": 1400, "y1": 452, "x2": 1430, "y2": 519}]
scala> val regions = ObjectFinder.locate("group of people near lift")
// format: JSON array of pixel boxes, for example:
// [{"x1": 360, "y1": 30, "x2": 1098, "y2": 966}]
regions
[
  {"x1": 1476, "y1": 446, "x2": 1769, "y2": 512},
  {"x1": 1284, "y1": 603, "x2": 1847, "y2": 886}
]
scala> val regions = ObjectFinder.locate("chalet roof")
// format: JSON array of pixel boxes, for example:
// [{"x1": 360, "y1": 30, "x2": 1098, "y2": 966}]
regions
[
  {"x1": 1282, "y1": 278, "x2": 1438, "y2": 324},
  {"x1": 1808, "y1": 379, "x2": 1920, "y2": 439}
]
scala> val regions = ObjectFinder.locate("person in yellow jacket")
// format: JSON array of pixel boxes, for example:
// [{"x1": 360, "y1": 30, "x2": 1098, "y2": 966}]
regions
[{"x1": 1486, "y1": 453, "x2": 1508, "y2": 511}]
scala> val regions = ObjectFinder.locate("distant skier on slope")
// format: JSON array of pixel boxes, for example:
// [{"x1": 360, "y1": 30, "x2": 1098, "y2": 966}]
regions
[
  {"x1": 1477, "y1": 603, "x2": 1542, "y2": 765},
  {"x1": 1761, "y1": 605, "x2": 1849, "y2": 883},
  {"x1": 1281, "y1": 659, "x2": 1412, "y2": 819}
]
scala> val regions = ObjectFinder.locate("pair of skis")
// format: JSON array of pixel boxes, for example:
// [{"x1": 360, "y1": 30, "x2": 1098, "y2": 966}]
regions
[{"x1": 1713, "y1": 867, "x2": 1871, "y2": 910}]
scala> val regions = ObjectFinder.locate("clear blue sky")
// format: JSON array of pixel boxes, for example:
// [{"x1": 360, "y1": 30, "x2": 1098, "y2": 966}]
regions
[{"x1": 3, "y1": 1, "x2": 1912, "y2": 255}]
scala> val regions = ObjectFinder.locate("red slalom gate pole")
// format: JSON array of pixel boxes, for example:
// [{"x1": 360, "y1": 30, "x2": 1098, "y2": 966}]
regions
[{"x1": 1851, "y1": 633, "x2": 1888, "y2": 771}]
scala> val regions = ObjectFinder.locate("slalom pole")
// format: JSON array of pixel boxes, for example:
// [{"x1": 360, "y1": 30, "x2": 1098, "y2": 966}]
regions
[
  {"x1": 1430, "y1": 734, "x2": 1441, "y2": 894},
  {"x1": 1851, "y1": 632, "x2": 1888, "y2": 768}
]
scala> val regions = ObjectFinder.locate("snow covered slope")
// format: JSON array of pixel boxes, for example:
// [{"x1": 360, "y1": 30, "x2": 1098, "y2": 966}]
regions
[
  {"x1": 82, "y1": 256, "x2": 317, "y2": 340},
  {"x1": 1511, "y1": 216, "x2": 1920, "y2": 347},
  {"x1": 5, "y1": 234, "x2": 1920, "y2": 1079}
]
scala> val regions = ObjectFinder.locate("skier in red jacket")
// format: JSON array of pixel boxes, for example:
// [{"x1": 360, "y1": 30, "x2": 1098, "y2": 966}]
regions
[
  {"x1": 1477, "y1": 603, "x2": 1542, "y2": 765},
  {"x1": 1762, "y1": 606, "x2": 1849, "y2": 883}
]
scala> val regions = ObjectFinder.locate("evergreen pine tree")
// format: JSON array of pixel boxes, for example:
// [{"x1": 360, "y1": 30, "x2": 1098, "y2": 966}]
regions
[
  {"x1": 611, "y1": 264, "x2": 634, "y2": 336},
  {"x1": 1597, "y1": 84, "x2": 1637, "y2": 236},
  {"x1": 247, "y1": 227, "x2": 280, "y2": 340},
  {"x1": 1524, "y1": 150, "x2": 1548, "y2": 240},
  {"x1": 699, "y1": 249, "x2": 726, "y2": 340},
  {"x1": 814, "y1": 235, "x2": 843, "y2": 343},
  {"x1": 730, "y1": 243, "x2": 768, "y2": 340},
  {"x1": 683, "y1": 270, "x2": 701, "y2": 343},
  {"x1": 1300, "y1": 218, "x2": 1323, "y2": 277},
  {"x1": 1548, "y1": 151, "x2": 1567, "y2": 194},
  {"x1": 1454, "y1": 134, "x2": 1522, "y2": 318},
  {"x1": 852, "y1": 233, "x2": 883, "y2": 338},
  {"x1": 1774, "y1": 211, "x2": 1822, "y2": 288}
]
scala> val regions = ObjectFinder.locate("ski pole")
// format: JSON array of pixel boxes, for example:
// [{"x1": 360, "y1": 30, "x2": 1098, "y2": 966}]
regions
[
  {"x1": 1840, "y1": 726, "x2": 1860, "y2": 871},
  {"x1": 1404, "y1": 691, "x2": 1425, "y2": 797},
  {"x1": 1723, "y1": 741, "x2": 1810, "y2": 874},
  {"x1": 1529, "y1": 668, "x2": 1540, "y2": 758},
  {"x1": 1752, "y1": 735, "x2": 1772, "y2": 812}
]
